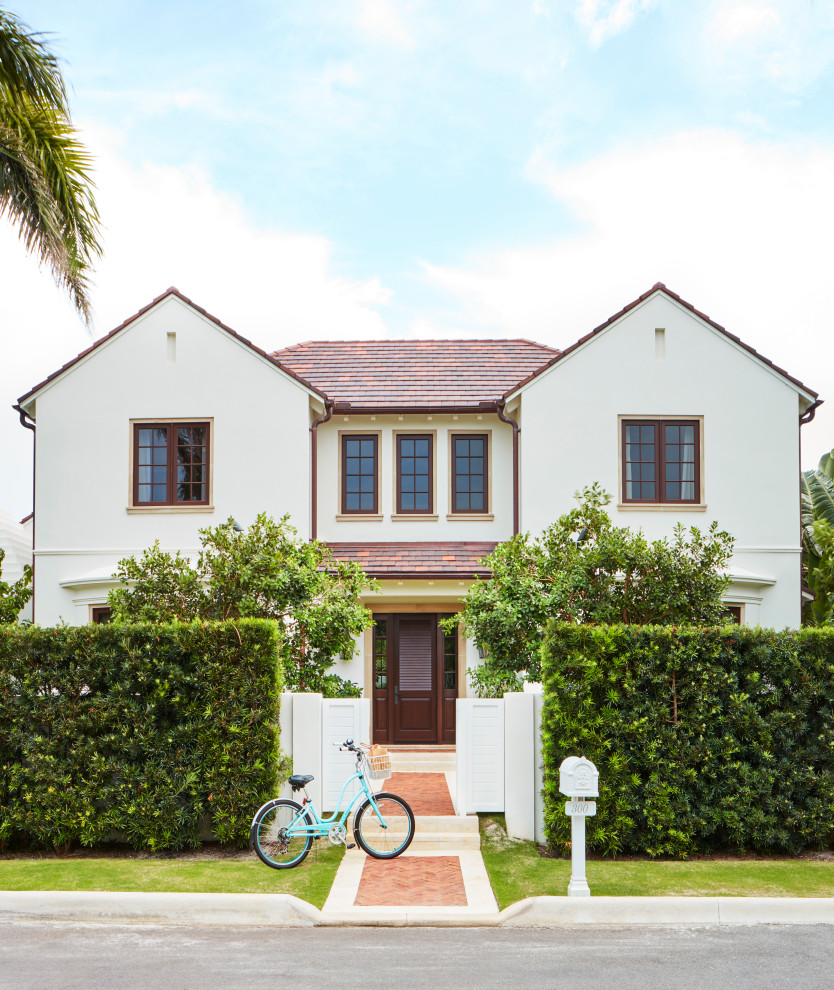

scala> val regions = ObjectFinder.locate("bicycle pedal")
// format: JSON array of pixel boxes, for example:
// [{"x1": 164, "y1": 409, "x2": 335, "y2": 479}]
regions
[{"x1": 346, "y1": 843, "x2": 356, "y2": 849}]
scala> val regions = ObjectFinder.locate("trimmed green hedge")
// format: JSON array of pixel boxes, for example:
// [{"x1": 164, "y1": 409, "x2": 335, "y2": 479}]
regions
[
  {"x1": 541, "y1": 625, "x2": 834, "y2": 858},
  {"x1": 0, "y1": 620, "x2": 286, "y2": 852}
]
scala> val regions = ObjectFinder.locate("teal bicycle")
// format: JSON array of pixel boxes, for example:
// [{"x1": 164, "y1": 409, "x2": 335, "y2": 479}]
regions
[{"x1": 249, "y1": 739, "x2": 415, "y2": 869}]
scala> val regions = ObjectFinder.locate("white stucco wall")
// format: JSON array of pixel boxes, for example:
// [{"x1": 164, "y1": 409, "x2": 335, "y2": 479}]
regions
[
  {"x1": 316, "y1": 413, "x2": 514, "y2": 544},
  {"x1": 516, "y1": 293, "x2": 808, "y2": 628},
  {"x1": 26, "y1": 295, "x2": 314, "y2": 624}
]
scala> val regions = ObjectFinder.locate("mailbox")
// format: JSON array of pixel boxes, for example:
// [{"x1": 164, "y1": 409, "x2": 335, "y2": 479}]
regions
[{"x1": 559, "y1": 756, "x2": 599, "y2": 798}]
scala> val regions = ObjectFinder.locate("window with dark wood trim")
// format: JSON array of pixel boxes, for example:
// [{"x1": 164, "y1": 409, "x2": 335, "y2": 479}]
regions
[
  {"x1": 91, "y1": 606, "x2": 113, "y2": 624},
  {"x1": 622, "y1": 420, "x2": 700, "y2": 504},
  {"x1": 397, "y1": 434, "x2": 433, "y2": 513},
  {"x1": 133, "y1": 422, "x2": 210, "y2": 506},
  {"x1": 721, "y1": 605, "x2": 743, "y2": 624},
  {"x1": 342, "y1": 434, "x2": 378, "y2": 513},
  {"x1": 452, "y1": 433, "x2": 487, "y2": 513}
]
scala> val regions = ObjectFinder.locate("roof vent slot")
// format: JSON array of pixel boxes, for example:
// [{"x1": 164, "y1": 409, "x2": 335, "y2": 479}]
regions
[
  {"x1": 167, "y1": 332, "x2": 176, "y2": 365},
  {"x1": 655, "y1": 327, "x2": 665, "y2": 361}
]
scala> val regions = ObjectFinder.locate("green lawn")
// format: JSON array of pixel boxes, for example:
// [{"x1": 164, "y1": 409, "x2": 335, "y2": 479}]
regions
[
  {"x1": 480, "y1": 815, "x2": 834, "y2": 910},
  {"x1": 0, "y1": 843, "x2": 343, "y2": 909}
]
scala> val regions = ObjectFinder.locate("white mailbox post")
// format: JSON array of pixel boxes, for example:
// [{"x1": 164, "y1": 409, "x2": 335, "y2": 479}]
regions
[{"x1": 559, "y1": 756, "x2": 599, "y2": 897}]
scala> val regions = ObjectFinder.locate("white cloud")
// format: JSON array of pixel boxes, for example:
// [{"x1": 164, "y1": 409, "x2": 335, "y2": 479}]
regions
[
  {"x1": 0, "y1": 126, "x2": 394, "y2": 519},
  {"x1": 711, "y1": 4, "x2": 781, "y2": 42},
  {"x1": 701, "y1": 0, "x2": 834, "y2": 92},
  {"x1": 574, "y1": 0, "x2": 657, "y2": 47},
  {"x1": 420, "y1": 129, "x2": 834, "y2": 467},
  {"x1": 357, "y1": 0, "x2": 414, "y2": 47}
]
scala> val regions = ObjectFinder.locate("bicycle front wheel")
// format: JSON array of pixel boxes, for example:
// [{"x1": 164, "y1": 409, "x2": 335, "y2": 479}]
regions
[
  {"x1": 250, "y1": 799, "x2": 313, "y2": 869},
  {"x1": 353, "y1": 792, "x2": 415, "y2": 859}
]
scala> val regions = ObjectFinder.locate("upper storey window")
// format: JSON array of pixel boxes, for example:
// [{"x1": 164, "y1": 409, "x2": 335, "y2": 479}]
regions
[
  {"x1": 452, "y1": 433, "x2": 488, "y2": 513},
  {"x1": 622, "y1": 420, "x2": 700, "y2": 504},
  {"x1": 133, "y1": 423, "x2": 209, "y2": 506},
  {"x1": 397, "y1": 434, "x2": 433, "y2": 513},
  {"x1": 342, "y1": 434, "x2": 378, "y2": 513}
]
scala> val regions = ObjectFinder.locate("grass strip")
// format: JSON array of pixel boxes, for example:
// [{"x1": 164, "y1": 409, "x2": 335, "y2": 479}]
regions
[
  {"x1": 0, "y1": 844, "x2": 343, "y2": 910},
  {"x1": 480, "y1": 815, "x2": 834, "y2": 910}
]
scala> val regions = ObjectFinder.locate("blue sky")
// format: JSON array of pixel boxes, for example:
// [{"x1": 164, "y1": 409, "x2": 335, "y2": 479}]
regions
[{"x1": 2, "y1": 0, "x2": 834, "y2": 516}]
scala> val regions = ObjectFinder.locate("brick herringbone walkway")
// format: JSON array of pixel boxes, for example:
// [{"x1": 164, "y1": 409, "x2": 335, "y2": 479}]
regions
[
  {"x1": 384, "y1": 772, "x2": 455, "y2": 815},
  {"x1": 354, "y1": 855, "x2": 467, "y2": 906}
]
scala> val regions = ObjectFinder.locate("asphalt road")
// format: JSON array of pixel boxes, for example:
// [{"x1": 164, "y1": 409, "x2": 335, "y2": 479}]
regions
[{"x1": 3, "y1": 922, "x2": 834, "y2": 990}]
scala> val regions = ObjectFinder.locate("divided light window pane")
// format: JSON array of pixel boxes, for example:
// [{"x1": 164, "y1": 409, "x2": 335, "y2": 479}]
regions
[
  {"x1": 397, "y1": 435, "x2": 432, "y2": 513},
  {"x1": 342, "y1": 435, "x2": 377, "y2": 513},
  {"x1": 452, "y1": 434, "x2": 487, "y2": 513},
  {"x1": 134, "y1": 423, "x2": 209, "y2": 506},
  {"x1": 622, "y1": 420, "x2": 699, "y2": 504}
]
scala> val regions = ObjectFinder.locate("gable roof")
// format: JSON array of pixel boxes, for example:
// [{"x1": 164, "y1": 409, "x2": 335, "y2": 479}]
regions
[
  {"x1": 17, "y1": 287, "x2": 327, "y2": 409},
  {"x1": 504, "y1": 282, "x2": 819, "y2": 401},
  {"x1": 274, "y1": 339, "x2": 559, "y2": 411}
]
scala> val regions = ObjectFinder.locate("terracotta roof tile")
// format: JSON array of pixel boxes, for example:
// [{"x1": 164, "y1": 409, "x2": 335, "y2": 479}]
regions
[
  {"x1": 327, "y1": 542, "x2": 496, "y2": 578},
  {"x1": 274, "y1": 340, "x2": 558, "y2": 410}
]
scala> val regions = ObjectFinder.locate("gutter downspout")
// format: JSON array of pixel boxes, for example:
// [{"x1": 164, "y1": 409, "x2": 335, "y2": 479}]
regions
[
  {"x1": 310, "y1": 400, "x2": 334, "y2": 541},
  {"x1": 496, "y1": 400, "x2": 520, "y2": 535},
  {"x1": 799, "y1": 398, "x2": 823, "y2": 623},
  {"x1": 12, "y1": 404, "x2": 36, "y2": 622}
]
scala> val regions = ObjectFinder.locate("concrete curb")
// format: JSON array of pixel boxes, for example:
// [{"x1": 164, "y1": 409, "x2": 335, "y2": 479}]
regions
[
  {"x1": 0, "y1": 891, "x2": 321, "y2": 927},
  {"x1": 2, "y1": 891, "x2": 833, "y2": 928},
  {"x1": 497, "y1": 896, "x2": 834, "y2": 927}
]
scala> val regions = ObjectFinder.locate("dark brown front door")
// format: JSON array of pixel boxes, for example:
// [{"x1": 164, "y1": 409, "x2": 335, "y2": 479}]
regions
[
  {"x1": 393, "y1": 617, "x2": 436, "y2": 743},
  {"x1": 372, "y1": 614, "x2": 458, "y2": 745}
]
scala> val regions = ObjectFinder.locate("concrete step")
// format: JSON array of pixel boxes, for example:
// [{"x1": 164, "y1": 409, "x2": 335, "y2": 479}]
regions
[
  {"x1": 390, "y1": 755, "x2": 456, "y2": 773},
  {"x1": 364, "y1": 814, "x2": 481, "y2": 852}
]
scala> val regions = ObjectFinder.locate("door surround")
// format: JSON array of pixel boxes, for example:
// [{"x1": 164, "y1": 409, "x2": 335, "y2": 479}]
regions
[{"x1": 369, "y1": 612, "x2": 460, "y2": 744}]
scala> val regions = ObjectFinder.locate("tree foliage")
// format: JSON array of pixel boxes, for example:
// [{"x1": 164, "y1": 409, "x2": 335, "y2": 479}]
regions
[
  {"x1": 108, "y1": 514, "x2": 377, "y2": 695},
  {"x1": 451, "y1": 485, "x2": 734, "y2": 693},
  {"x1": 801, "y1": 449, "x2": 834, "y2": 625},
  {"x1": 0, "y1": 8, "x2": 101, "y2": 323},
  {"x1": 0, "y1": 548, "x2": 32, "y2": 624}
]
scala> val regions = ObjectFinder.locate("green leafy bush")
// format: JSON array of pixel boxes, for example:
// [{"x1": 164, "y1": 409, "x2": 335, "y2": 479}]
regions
[
  {"x1": 0, "y1": 620, "x2": 287, "y2": 852},
  {"x1": 541, "y1": 624, "x2": 834, "y2": 858}
]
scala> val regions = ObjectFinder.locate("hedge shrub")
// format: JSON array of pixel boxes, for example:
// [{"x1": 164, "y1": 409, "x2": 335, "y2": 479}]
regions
[
  {"x1": 0, "y1": 620, "x2": 287, "y2": 852},
  {"x1": 541, "y1": 625, "x2": 834, "y2": 858}
]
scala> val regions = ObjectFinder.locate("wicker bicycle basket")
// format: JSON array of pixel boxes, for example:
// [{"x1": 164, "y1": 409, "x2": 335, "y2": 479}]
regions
[{"x1": 363, "y1": 747, "x2": 392, "y2": 781}]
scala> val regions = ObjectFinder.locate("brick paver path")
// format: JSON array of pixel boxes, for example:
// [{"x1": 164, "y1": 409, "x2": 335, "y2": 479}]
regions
[
  {"x1": 354, "y1": 855, "x2": 467, "y2": 906},
  {"x1": 384, "y1": 772, "x2": 455, "y2": 815}
]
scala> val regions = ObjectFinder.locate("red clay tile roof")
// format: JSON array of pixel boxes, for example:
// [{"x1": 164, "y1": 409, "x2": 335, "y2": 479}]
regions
[
  {"x1": 327, "y1": 542, "x2": 496, "y2": 578},
  {"x1": 274, "y1": 340, "x2": 559, "y2": 410},
  {"x1": 504, "y1": 282, "x2": 820, "y2": 401},
  {"x1": 17, "y1": 287, "x2": 327, "y2": 408}
]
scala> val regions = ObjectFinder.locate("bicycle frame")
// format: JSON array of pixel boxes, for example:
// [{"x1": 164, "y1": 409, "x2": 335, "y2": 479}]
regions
[{"x1": 285, "y1": 763, "x2": 388, "y2": 839}]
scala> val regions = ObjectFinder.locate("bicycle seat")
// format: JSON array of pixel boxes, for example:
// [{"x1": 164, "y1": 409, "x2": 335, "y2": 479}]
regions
[{"x1": 288, "y1": 774, "x2": 314, "y2": 791}]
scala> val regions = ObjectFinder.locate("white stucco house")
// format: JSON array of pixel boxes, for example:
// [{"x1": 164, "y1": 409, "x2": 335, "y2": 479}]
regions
[{"x1": 13, "y1": 282, "x2": 820, "y2": 745}]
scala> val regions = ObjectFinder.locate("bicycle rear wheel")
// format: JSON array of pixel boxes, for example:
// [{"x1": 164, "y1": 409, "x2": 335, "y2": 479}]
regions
[
  {"x1": 250, "y1": 799, "x2": 313, "y2": 869},
  {"x1": 353, "y1": 792, "x2": 415, "y2": 859}
]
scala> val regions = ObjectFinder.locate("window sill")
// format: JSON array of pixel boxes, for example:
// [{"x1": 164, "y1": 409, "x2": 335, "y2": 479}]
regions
[
  {"x1": 126, "y1": 505, "x2": 215, "y2": 514},
  {"x1": 446, "y1": 513, "x2": 494, "y2": 521},
  {"x1": 335, "y1": 513, "x2": 383, "y2": 522},
  {"x1": 617, "y1": 502, "x2": 707, "y2": 512},
  {"x1": 391, "y1": 513, "x2": 439, "y2": 521}
]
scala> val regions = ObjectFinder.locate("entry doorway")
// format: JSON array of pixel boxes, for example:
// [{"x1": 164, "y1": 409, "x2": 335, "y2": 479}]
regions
[{"x1": 371, "y1": 613, "x2": 457, "y2": 744}]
